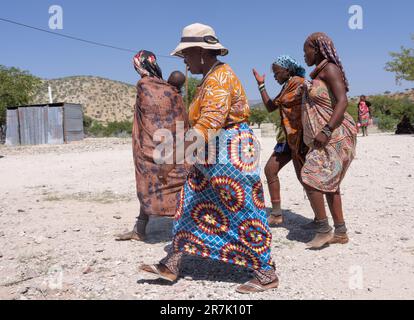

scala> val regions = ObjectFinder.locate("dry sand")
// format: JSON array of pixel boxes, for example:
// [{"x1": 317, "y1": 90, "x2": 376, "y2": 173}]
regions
[{"x1": 0, "y1": 133, "x2": 413, "y2": 300}]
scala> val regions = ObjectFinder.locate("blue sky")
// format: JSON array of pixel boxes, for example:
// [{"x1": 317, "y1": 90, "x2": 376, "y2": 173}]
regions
[{"x1": 1, "y1": 0, "x2": 413, "y2": 100}]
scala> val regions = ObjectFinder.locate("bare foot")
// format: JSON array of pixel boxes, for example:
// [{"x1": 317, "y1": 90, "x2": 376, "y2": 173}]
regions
[
  {"x1": 328, "y1": 233, "x2": 349, "y2": 245},
  {"x1": 268, "y1": 215, "x2": 283, "y2": 227}
]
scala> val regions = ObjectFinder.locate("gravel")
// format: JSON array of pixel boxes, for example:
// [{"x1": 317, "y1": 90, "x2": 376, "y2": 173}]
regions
[{"x1": 0, "y1": 134, "x2": 413, "y2": 300}]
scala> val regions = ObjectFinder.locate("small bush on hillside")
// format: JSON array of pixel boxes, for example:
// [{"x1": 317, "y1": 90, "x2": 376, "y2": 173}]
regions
[{"x1": 84, "y1": 117, "x2": 133, "y2": 137}]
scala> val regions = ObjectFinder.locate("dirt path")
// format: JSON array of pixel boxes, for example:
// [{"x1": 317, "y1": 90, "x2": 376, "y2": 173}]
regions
[{"x1": 0, "y1": 134, "x2": 413, "y2": 300}]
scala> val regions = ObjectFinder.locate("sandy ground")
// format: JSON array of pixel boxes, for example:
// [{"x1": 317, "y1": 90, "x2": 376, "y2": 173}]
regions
[{"x1": 0, "y1": 133, "x2": 413, "y2": 300}]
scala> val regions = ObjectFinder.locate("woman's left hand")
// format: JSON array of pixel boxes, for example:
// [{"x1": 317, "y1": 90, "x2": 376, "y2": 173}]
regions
[
  {"x1": 157, "y1": 164, "x2": 175, "y2": 185},
  {"x1": 313, "y1": 132, "x2": 330, "y2": 149}
]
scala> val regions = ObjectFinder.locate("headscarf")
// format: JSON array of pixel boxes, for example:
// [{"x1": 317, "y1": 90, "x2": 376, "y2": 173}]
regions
[
  {"x1": 273, "y1": 55, "x2": 306, "y2": 78},
  {"x1": 306, "y1": 32, "x2": 349, "y2": 92},
  {"x1": 133, "y1": 50, "x2": 163, "y2": 79}
]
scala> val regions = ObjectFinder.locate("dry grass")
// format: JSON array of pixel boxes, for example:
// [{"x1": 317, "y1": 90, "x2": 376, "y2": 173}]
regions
[{"x1": 43, "y1": 190, "x2": 133, "y2": 204}]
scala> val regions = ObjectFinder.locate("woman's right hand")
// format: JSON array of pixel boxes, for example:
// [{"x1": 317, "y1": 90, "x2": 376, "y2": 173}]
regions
[{"x1": 252, "y1": 69, "x2": 265, "y2": 85}]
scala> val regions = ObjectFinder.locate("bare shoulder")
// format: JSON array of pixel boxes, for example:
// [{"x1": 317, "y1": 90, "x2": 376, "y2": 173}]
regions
[{"x1": 320, "y1": 62, "x2": 342, "y2": 81}]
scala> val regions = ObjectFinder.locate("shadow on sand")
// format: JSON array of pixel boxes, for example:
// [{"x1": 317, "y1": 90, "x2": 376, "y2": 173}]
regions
[
  {"x1": 269, "y1": 209, "x2": 315, "y2": 244},
  {"x1": 143, "y1": 217, "x2": 174, "y2": 244},
  {"x1": 136, "y1": 255, "x2": 254, "y2": 286},
  {"x1": 142, "y1": 209, "x2": 317, "y2": 245},
  {"x1": 136, "y1": 209, "x2": 318, "y2": 285}
]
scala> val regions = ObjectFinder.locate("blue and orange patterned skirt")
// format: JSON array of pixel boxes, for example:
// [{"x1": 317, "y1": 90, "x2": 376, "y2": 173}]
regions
[{"x1": 171, "y1": 123, "x2": 274, "y2": 272}]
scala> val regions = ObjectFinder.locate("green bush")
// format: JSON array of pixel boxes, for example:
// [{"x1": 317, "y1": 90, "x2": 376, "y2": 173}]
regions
[
  {"x1": 377, "y1": 115, "x2": 399, "y2": 131},
  {"x1": 370, "y1": 96, "x2": 413, "y2": 119},
  {"x1": 83, "y1": 115, "x2": 93, "y2": 129},
  {"x1": 84, "y1": 117, "x2": 133, "y2": 137},
  {"x1": 105, "y1": 121, "x2": 133, "y2": 136},
  {"x1": 0, "y1": 65, "x2": 41, "y2": 128},
  {"x1": 267, "y1": 110, "x2": 281, "y2": 126},
  {"x1": 369, "y1": 96, "x2": 414, "y2": 129},
  {"x1": 183, "y1": 77, "x2": 201, "y2": 109},
  {"x1": 347, "y1": 102, "x2": 359, "y2": 123},
  {"x1": 249, "y1": 108, "x2": 268, "y2": 128}
]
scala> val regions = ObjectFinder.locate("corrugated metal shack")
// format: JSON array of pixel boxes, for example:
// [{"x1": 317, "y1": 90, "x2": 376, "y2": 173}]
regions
[{"x1": 5, "y1": 103, "x2": 84, "y2": 146}]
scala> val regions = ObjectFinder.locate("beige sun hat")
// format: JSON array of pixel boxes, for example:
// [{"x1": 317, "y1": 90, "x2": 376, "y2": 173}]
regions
[{"x1": 171, "y1": 23, "x2": 229, "y2": 58}]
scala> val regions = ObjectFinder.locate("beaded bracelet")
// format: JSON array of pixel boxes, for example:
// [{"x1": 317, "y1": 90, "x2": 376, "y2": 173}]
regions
[
  {"x1": 258, "y1": 84, "x2": 266, "y2": 92},
  {"x1": 321, "y1": 125, "x2": 333, "y2": 138}
]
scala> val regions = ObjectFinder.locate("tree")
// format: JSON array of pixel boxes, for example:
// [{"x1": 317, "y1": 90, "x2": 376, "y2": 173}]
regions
[
  {"x1": 183, "y1": 76, "x2": 201, "y2": 109},
  {"x1": 266, "y1": 109, "x2": 281, "y2": 126},
  {"x1": 368, "y1": 95, "x2": 414, "y2": 131},
  {"x1": 0, "y1": 65, "x2": 41, "y2": 128},
  {"x1": 249, "y1": 109, "x2": 268, "y2": 128},
  {"x1": 385, "y1": 35, "x2": 414, "y2": 84}
]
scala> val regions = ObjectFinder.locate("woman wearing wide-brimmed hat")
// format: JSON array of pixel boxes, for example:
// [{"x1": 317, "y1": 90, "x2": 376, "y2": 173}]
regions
[{"x1": 140, "y1": 23, "x2": 279, "y2": 294}]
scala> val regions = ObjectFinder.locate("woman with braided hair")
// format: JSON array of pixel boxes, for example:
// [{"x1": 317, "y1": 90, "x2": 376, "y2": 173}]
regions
[{"x1": 301, "y1": 32, "x2": 357, "y2": 249}]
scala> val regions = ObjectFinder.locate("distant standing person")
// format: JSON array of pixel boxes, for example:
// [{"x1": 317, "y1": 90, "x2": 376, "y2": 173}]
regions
[
  {"x1": 301, "y1": 32, "x2": 357, "y2": 249},
  {"x1": 252, "y1": 55, "x2": 308, "y2": 226},
  {"x1": 116, "y1": 50, "x2": 189, "y2": 241},
  {"x1": 358, "y1": 95, "x2": 372, "y2": 137}
]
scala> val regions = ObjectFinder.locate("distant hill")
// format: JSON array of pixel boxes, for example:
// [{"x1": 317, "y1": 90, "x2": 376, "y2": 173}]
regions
[
  {"x1": 33, "y1": 76, "x2": 137, "y2": 123},
  {"x1": 350, "y1": 88, "x2": 414, "y2": 103},
  {"x1": 373, "y1": 89, "x2": 414, "y2": 101},
  {"x1": 248, "y1": 99, "x2": 263, "y2": 108},
  {"x1": 32, "y1": 75, "x2": 414, "y2": 124}
]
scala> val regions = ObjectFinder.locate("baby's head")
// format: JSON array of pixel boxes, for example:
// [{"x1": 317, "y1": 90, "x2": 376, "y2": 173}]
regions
[{"x1": 168, "y1": 71, "x2": 186, "y2": 91}]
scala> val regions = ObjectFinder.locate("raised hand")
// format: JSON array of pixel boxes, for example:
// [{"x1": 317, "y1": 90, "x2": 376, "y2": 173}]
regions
[{"x1": 252, "y1": 69, "x2": 265, "y2": 85}]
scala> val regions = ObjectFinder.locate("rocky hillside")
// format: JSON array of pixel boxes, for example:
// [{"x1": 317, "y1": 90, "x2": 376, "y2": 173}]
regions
[
  {"x1": 32, "y1": 76, "x2": 414, "y2": 123},
  {"x1": 350, "y1": 88, "x2": 414, "y2": 103},
  {"x1": 33, "y1": 76, "x2": 137, "y2": 123},
  {"x1": 381, "y1": 88, "x2": 414, "y2": 101}
]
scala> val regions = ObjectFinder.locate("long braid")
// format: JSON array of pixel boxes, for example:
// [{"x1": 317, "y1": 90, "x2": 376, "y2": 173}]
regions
[{"x1": 307, "y1": 32, "x2": 349, "y2": 92}]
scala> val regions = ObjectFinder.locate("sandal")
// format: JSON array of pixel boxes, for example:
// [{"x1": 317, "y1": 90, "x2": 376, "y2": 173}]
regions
[
  {"x1": 236, "y1": 279, "x2": 279, "y2": 294},
  {"x1": 139, "y1": 264, "x2": 178, "y2": 282},
  {"x1": 115, "y1": 231, "x2": 145, "y2": 242}
]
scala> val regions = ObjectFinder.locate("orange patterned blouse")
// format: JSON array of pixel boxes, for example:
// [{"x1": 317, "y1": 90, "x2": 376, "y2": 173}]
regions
[
  {"x1": 273, "y1": 76, "x2": 306, "y2": 162},
  {"x1": 189, "y1": 64, "x2": 250, "y2": 140}
]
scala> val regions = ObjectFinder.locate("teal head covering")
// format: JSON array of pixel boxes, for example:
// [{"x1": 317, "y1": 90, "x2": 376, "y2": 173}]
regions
[{"x1": 273, "y1": 55, "x2": 306, "y2": 78}]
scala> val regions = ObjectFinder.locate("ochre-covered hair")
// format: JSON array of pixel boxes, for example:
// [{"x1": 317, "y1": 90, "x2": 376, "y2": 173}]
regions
[{"x1": 306, "y1": 32, "x2": 349, "y2": 92}]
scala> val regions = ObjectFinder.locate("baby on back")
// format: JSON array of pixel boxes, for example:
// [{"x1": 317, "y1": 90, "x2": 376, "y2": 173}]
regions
[{"x1": 168, "y1": 71, "x2": 186, "y2": 92}]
